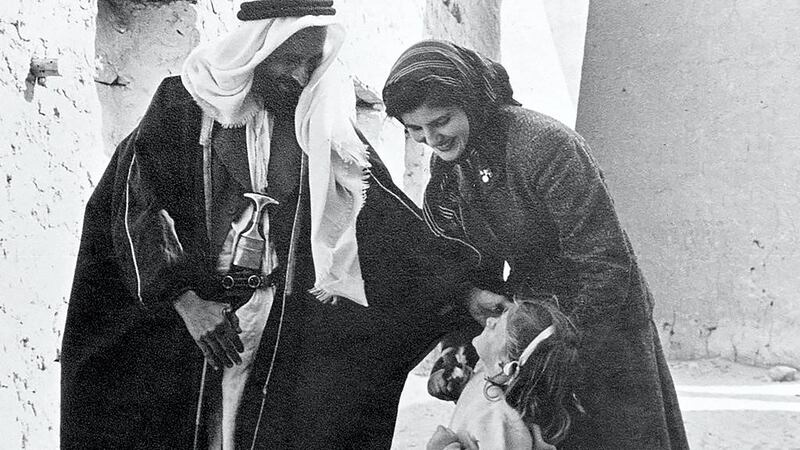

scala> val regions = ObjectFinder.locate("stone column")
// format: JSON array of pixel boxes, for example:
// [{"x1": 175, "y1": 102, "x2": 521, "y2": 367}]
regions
[
  {"x1": 500, "y1": 0, "x2": 588, "y2": 127},
  {"x1": 425, "y1": 0, "x2": 502, "y2": 60},
  {"x1": 95, "y1": 0, "x2": 205, "y2": 154},
  {"x1": 576, "y1": 1, "x2": 800, "y2": 365}
]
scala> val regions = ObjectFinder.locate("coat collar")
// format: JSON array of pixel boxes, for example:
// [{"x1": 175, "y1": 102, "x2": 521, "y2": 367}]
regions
[{"x1": 457, "y1": 110, "x2": 510, "y2": 204}]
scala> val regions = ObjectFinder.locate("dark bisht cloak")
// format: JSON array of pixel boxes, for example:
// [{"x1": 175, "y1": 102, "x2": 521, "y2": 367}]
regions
[{"x1": 61, "y1": 76, "x2": 477, "y2": 449}]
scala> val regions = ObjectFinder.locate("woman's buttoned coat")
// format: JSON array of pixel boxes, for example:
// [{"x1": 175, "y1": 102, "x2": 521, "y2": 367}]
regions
[{"x1": 427, "y1": 105, "x2": 689, "y2": 449}]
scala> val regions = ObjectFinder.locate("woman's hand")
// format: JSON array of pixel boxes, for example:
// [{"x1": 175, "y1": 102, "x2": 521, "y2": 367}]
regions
[
  {"x1": 427, "y1": 364, "x2": 472, "y2": 402},
  {"x1": 428, "y1": 346, "x2": 473, "y2": 401},
  {"x1": 427, "y1": 426, "x2": 478, "y2": 450}
]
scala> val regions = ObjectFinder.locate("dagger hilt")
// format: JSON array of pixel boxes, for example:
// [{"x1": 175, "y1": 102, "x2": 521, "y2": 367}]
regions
[{"x1": 232, "y1": 193, "x2": 279, "y2": 270}]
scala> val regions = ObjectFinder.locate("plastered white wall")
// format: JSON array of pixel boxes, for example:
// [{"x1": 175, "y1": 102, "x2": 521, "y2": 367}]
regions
[
  {"x1": 576, "y1": 1, "x2": 800, "y2": 366},
  {"x1": 0, "y1": 1, "x2": 104, "y2": 447}
]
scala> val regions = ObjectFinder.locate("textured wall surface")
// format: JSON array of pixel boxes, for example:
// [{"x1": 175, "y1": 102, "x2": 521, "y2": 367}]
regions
[
  {"x1": 425, "y1": 0, "x2": 501, "y2": 60},
  {"x1": 95, "y1": 0, "x2": 202, "y2": 153},
  {"x1": 576, "y1": 1, "x2": 800, "y2": 366},
  {"x1": 336, "y1": 0, "x2": 426, "y2": 96},
  {"x1": 0, "y1": 1, "x2": 104, "y2": 447}
]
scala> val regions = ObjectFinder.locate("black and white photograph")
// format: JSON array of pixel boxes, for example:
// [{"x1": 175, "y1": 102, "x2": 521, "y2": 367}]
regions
[{"x1": 1, "y1": 1, "x2": 799, "y2": 448}]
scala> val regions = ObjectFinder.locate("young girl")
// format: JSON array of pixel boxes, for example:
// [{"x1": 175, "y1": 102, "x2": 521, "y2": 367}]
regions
[{"x1": 427, "y1": 300, "x2": 583, "y2": 450}]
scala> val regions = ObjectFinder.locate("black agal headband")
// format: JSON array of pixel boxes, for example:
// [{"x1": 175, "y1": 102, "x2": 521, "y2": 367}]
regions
[{"x1": 237, "y1": 0, "x2": 336, "y2": 21}]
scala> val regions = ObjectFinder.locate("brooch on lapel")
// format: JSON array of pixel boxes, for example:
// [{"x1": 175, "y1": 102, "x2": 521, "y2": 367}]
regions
[{"x1": 479, "y1": 168, "x2": 493, "y2": 184}]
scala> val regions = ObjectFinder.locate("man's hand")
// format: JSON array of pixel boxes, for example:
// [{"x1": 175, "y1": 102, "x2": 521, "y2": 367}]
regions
[
  {"x1": 174, "y1": 290, "x2": 243, "y2": 370},
  {"x1": 466, "y1": 287, "x2": 513, "y2": 325}
]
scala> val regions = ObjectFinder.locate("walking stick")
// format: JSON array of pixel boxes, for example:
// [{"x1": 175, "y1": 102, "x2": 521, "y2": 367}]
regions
[
  {"x1": 282, "y1": 152, "x2": 307, "y2": 298},
  {"x1": 193, "y1": 360, "x2": 208, "y2": 450},
  {"x1": 249, "y1": 153, "x2": 308, "y2": 450}
]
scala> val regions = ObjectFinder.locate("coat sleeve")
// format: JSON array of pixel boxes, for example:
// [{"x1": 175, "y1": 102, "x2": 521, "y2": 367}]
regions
[
  {"x1": 425, "y1": 154, "x2": 509, "y2": 298},
  {"x1": 510, "y1": 116, "x2": 636, "y2": 328},
  {"x1": 109, "y1": 78, "x2": 219, "y2": 309}
]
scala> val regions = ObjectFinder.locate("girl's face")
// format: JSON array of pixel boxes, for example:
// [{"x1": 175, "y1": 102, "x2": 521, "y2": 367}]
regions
[
  {"x1": 400, "y1": 104, "x2": 470, "y2": 162},
  {"x1": 472, "y1": 307, "x2": 512, "y2": 368}
]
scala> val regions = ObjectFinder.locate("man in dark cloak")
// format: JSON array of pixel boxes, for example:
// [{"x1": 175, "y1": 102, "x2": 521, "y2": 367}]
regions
[{"x1": 60, "y1": 2, "x2": 481, "y2": 448}]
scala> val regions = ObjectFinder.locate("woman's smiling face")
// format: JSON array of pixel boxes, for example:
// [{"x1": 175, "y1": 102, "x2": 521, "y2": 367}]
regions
[{"x1": 400, "y1": 104, "x2": 470, "y2": 162}]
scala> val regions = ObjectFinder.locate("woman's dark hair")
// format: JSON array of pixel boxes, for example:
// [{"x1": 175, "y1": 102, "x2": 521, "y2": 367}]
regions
[
  {"x1": 382, "y1": 40, "x2": 521, "y2": 145},
  {"x1": 502, "y1": 299, "x2": 583, "y2": 445},
  {"x1": 383, "y1": 78, "x2": 500, "y2": 150},
  {"x1": 382, "y1": 79, "x2": 480, "y2": 122}
]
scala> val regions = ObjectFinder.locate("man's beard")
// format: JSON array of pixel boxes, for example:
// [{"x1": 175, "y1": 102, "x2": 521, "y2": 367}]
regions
[{"x1": 259, "y1": 75, "x2": 303, "y2": 118}]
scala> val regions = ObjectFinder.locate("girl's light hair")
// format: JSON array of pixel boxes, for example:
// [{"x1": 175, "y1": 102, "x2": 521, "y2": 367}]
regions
[{"x1": 496, "y1": 299, "x2": 583, "y2": 445}]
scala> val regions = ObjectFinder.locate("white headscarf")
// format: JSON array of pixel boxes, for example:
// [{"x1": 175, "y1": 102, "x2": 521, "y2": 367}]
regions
[{"x1": 181, "y1": 16, "x2": 370, "y2": 306}]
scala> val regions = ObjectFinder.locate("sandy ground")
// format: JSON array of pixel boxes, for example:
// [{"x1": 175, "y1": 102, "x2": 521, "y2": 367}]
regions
[{"x1": 391, "y1": 358, "x2": 800, "y2": 449}]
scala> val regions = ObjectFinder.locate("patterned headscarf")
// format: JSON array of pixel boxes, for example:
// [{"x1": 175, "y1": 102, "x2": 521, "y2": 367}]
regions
[
  {"x1": 383, "y1": 40, "x2": 519, "y2": 245},
  {"x1": 383, "y1": 40, "x2": 519, "y2": 120}
]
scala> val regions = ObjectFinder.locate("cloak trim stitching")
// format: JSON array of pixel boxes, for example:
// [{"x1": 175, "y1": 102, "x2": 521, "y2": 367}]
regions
[{"x1": 125, "y1": 153, "x2": 144, "y2": 304}]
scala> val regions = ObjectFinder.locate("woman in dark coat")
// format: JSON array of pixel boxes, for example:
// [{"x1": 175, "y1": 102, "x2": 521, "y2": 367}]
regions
[{"x1": 382, "y1": 40, "x2": 689, "y2": 449}]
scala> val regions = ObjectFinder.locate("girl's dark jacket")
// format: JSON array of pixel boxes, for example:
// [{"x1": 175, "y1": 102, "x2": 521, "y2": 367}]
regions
[
  {"x1": 426, "y1": 105, "x2": 689, "y2": 449},
  {"x1": 60, "y1": 76, "x2": 477, "y2": 449}
]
